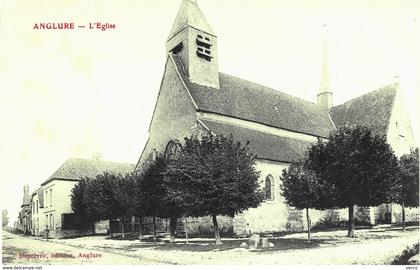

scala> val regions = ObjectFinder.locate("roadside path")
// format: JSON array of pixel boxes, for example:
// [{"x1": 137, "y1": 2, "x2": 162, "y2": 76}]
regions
[
  {"x1": 2, "y1": 230, "x2": 161, "y2": 265},
  {"x1": 3, "y1": 226, "x2": 419, "y2": 265}
]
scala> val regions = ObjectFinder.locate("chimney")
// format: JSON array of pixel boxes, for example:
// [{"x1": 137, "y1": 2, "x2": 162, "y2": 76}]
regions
[{"x1": 23, "y1": 185, "x2": 30, "y2": 206}]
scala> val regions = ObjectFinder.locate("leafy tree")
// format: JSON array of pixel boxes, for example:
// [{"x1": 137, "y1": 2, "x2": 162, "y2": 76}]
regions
[
  {"x1": 113, "y1": 173, "x2": 137, "y2": 238},
  {"x1": 135, "y1": 155, "x2": 169, "y2": 241},
  {"x1": 140, "y1": 155, "x2": 166, "y2": 241},
  {"x1": 94, "y1": 172, "x2": 136, "y2": 238},
  {"x1": 72, "y1": 173, "x2": 135, "y2": 238},
  {"x1": 307, "y1": 125, "x2": 399, "y2": 237},
  {"x1": 165, "y1": 134, "x2": 263, "y2": 245},
  {"x1": 2, "y1": 209, "x2": 9, "y2": 227},
  {"x1": 141, "y1": 153, "x2": 185, "y2": 242},
  {"x1": 132, "y1": 154, "x2": 186, "y2": 242},
  {"x1": 131, "y1": 172, "x2": 147, "y2": 240},
  {"x1": 85, "y1": 176, "x2": 111, "y2": 233},
  {"x1": 280, "y1": 160, "x2": 331, "y2": 243},
  {"x1": 396, "y1": 148, "x2": 419, "y2": 230}
]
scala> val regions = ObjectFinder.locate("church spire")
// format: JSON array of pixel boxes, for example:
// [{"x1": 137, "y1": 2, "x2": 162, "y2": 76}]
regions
[
  {"x1": 166, "y1": 0, "x2": 220, "y2": 89},
  {"x1": 317, "y1": 24, "x2": 333, "y2": 110},
  {"x1": 319, "y1": 42, "x2": 330, "y2": 94},
  {"x1": 167, "y1": 0, "x2": 214, "y2": 40}
]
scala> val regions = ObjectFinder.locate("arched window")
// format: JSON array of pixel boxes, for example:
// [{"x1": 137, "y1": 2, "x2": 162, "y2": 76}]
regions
[
  {"x1": 164, "y1": 140, "x2": 180, "y2": 162},
  {"x1": 265, "y1": 174, "x2": 274, "y2": 200}
]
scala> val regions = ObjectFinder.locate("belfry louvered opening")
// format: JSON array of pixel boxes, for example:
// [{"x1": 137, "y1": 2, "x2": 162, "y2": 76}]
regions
[{"x1": 196, "y1": 34, "x2": 212, "y2": 61}]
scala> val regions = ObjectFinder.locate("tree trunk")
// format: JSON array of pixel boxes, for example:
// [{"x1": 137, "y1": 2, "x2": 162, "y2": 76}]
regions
[
  {"x1": 152, "y1": 216, "x2": 157, "y2": 242},
  {"x1": 138, "y1": 216, "x2": 143, "y2": 240},
  {"x1": 306, "y1": 208, "x2": 311, "y2": 243},
  {"x1": 121, "y1": 218, "x2": 125, "y2": 238},
  {"x1": 347, "y1": 205, "x2": 355, "y2": 238},
  {"x1": 402, "y1": 202, "x2": 406, "y2": 231},
  {"x1": 169, "y1": 217, "x2": 177, "y2": 243},
  {"x1": 91, "y1": 222, "x2": 95, "y2": 235},
  {"x1": 184, "y1": 217, "x2": 189, "y2": 244},
  {"x1": 109, "y1": 219, "x2": 113, "y2": 238},
  {"x1": 212, "y1": 214, "x2": 222, "y2": 245},
  {"x1": 131, "y1": 216, "x2": 135, "y2": 233}
]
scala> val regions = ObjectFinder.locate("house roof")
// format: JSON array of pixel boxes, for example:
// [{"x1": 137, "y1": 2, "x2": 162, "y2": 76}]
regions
[
  {"x1": 168, "y1": 0, "x2": 215, "y2": 40},
  {"x1": 330, "y1": 84, "x2": 398, "y2": 136},
  {"x1": 199, "y1": 119, "x2": 314, "y2": 163},
  {"x1": 171, "y1": 55, "x2": 335, "y2": 138},
  {"x1": 41, "y1": 158, "x2": 135, "y2": 186}
]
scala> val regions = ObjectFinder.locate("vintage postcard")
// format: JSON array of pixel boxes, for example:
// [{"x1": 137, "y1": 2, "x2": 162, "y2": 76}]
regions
[{"x1": 1, "y1": 0, "x2": 419, "y2": 269}]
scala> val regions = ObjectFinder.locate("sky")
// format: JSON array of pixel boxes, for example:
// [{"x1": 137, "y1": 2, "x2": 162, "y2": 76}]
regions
[{"x1": 1, "y1": 0, "x2": 419, "y2": 224}]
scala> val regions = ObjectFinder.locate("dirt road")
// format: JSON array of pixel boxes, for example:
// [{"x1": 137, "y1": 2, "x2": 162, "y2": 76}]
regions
[
  {"x1": 3, "y1": 226, "x2": 419, "y2": 265},
  {"x1": 2, "y1": 230, "x2": 160, "y2": 265}
]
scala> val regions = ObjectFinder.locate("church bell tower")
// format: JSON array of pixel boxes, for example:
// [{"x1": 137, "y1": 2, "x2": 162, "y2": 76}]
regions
[{"x1": 166, "y1": 0, "x2": 220, "y2": 89}]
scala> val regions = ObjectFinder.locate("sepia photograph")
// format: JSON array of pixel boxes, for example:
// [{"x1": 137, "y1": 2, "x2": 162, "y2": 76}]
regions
[{"x1": 1, "y1": 0, "x2": 419, "y2": 268}]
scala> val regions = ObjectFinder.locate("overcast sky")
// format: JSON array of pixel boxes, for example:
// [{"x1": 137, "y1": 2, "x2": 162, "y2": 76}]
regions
[{"x1": 1, "y1": 0, "x2": 419, "y2": 223}]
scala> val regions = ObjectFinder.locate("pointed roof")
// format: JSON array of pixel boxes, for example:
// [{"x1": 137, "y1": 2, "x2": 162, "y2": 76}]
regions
[
  {"x1": 168, "y1": 0, "x2": 215, "y2": 40},
  {"x1": 200, "y1": 119, "x2": 314, "y2": 163},
  {"x1": 319, "y1": 42, "x2": 331, "y2": 95},
  {"x1": 41, "y1": 158, "x2": 135, "y2": 185},
  {"x1": 319, "y1": 24, "x2": 331, "y2": 95},
  {"x1": 330, "y1": 84, "x2": 398, "y2": 136},
  {"x1": 171, "y1": 54, "x2": 335, "y2": 138}
]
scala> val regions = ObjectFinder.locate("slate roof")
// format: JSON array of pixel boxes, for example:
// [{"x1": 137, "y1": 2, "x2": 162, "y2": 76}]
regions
[
  {"x1": 168, "y1": 0, "x2": 215, "y2": 40},
  {"x1": 199, "y1": 119, "x2": 314, "y2": 163},
  {"x1": 330, "y1": 84, "x2": 398, "y2": 136},
  {"x1": 41, "y1": 158, "x2": 135, "y2": 185},
  {"x1": 171, "y1": 55, "x2": 335, "y2": 138}
]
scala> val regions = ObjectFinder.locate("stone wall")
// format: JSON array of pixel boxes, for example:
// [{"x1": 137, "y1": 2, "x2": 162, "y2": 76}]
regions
[
  {"x1": 386, "y1": 88, "x2": 416, "y2": 157},
  {"x1": 233, "y1": 160, "x2": 289, "y2": 234},
  {"x1": 181, "y1": 216, "x2": 233, "y2": 237},
  {"x1": 389, "y1": 204, "x2": 419, "y2": 224},
  {"x1": 231, "y1": 159, "x2": 353, "y2": 235},
  {"x1": 355, "y1": 206, "x2": 374, "y2": 224},
  {"x1": 137, "y1": 55, "x2": 200, "y2": 170}
]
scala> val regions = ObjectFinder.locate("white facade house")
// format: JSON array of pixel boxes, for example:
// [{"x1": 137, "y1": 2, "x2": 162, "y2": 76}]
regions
[{"x1": 30, "y1": 156, "x2": 134, "y2": 238}]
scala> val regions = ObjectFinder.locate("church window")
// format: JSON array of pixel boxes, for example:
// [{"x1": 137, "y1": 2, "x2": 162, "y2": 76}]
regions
[
  {"x1": 171, "y1": 42, "x2": 183, "y2": 55},
  {"x1": 265, "y1": 174, "x2": 274, "y2": 200},
  {"x1": 164, "y1": 140, "x2": 181, "y2": 162},
  {"x1": 196, "y1": 34, "x2": 212, "y2": 61}
]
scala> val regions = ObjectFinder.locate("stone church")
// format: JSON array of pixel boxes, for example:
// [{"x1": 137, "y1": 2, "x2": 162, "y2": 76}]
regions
[{"x1": 136, "y1": 0, "x2": 417, "y2": 234}]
